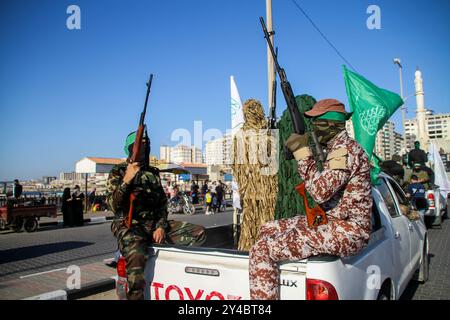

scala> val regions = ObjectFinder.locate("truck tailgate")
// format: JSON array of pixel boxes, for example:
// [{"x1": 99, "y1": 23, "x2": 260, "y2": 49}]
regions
[{"x1": 144, "y1": 246, "x2": 307, "y2": 300}]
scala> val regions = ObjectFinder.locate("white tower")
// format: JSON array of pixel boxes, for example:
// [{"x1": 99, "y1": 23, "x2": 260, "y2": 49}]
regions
[{"x1": 414, "y1": 68, "x2": 428, "y2": 148}]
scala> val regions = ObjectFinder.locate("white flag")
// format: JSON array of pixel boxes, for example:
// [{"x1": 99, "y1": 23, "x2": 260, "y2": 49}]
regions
[
  {"x1": 429, "y1": 142, "x2": 450, "y2": 198},
  {"x1": 231, "y1": 76, "x2": 244, "y2": 136},
  {"x1": 230, "y1": 76, "x2": 243, "y2": 220}
]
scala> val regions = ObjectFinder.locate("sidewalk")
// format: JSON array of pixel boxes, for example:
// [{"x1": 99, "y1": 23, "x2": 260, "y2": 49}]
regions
[
  {"x1": 38, "y1": 203, "x2": 208, "y2": 227},
  {"x1": 0, "y1": 261, "x2": 116, "y2": 300},
  {"x1": 38, "y1": 211, "x2": 115, "y2": 227}
]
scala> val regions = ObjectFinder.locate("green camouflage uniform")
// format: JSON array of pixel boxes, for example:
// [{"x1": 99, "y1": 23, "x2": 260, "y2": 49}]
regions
[{"x1": 107, "y1": 162, "x2": 206, "y2": 300}]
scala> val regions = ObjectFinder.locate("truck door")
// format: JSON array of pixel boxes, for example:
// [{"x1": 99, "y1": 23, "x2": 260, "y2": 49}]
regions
[
  {"x1": 377, "y1": 178, "x2": 412, "y2": 294},
  {"x1": 386, "y1": 178, "x2": 422, "y2": 274}
]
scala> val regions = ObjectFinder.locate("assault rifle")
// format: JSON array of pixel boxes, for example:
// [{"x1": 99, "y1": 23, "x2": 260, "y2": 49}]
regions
[
  {"x1": 260, "y1": 17, "x2": 327, "y2": 228},
  {"x1": 268, "y1": 47, "x2": 278, "y2": 130},
  {"x1": 126, "y1": 74, "x2": 153, "y2": 229}
]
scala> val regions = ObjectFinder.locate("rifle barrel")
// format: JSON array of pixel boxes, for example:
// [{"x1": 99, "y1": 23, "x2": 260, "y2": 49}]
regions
[{"x1": 141, "y1": 74, "x2": 153, "y2": 124}]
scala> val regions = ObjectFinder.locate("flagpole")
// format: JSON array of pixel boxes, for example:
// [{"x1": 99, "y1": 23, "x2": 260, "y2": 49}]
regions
[
  {"x1": 266, "y1": 0, "x2": 274, "y2": 111},
  {"x1": 393, "y1": 58, "x2": 406, "y2": 135}
]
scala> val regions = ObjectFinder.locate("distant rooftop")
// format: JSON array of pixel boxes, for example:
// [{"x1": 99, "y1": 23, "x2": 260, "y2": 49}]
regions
[
  {"x1": 179, "y1": 162, "x2": 208, "y2": 168},
  {"x1": 86, "y1": 157, "x2": 125, "y2": 165}
]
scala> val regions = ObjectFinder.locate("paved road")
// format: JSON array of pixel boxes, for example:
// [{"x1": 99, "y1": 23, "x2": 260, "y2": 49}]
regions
[
  {"x1": 401, "y1": 216, "x2": 450, "y2": 300},
  {"x1": 1, "y1": 207, "x2": 449, "y2": 300},
  {"x1": 0, "y1": 209, "x2": 233, "y2": 282}
]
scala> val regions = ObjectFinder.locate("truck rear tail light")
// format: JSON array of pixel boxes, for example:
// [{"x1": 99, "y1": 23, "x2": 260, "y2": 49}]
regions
[
  {"x1": 306, "y1": 278, "x2": 339, "y2": 300},
  {"x1": 117, "y1": 257, "x2": 127, "y2": 278},
  {"x1": 428, "y1": 193, "x2": 435, "y2": 208}
]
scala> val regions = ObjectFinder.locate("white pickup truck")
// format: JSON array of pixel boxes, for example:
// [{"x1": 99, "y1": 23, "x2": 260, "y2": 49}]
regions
[
  {"x1": 424, "y1": 186, "x2": 448, "y2": 228},
  {"x1": 115, "y1": 173, "x2": 428, "y2": 300}
]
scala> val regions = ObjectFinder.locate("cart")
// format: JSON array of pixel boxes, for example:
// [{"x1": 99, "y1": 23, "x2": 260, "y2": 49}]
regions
[{"x1": 0, "y1": 203, "x2": 57, "y2": 232}]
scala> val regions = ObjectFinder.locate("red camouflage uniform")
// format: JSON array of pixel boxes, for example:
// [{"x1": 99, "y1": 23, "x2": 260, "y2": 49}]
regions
[{"x1": 249, "y1": 130, "x2": 373, "y2": 300}]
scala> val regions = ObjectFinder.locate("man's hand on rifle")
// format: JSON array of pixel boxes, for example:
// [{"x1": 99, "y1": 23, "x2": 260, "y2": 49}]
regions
[
  {"x1": 123, "y1": 162, "x2": 141, "y2": 185},
  {"x1": 153, "y1": 227, "x2": 165, "y2": 244},
  {"x1": 285, "y1": 133, "x2": 312, "y2": 161}
]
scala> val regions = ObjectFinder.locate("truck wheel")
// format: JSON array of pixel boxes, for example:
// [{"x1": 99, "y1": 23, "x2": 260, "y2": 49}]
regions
[
  {"x1": 12, "y1": 217, "x2": 24, "y2": 232},
  {"x1": 418, "y1": 240, "x2": 429, "y2": 283},
  {"x1": 376, "y1": 286, "x2": 390, "y2": 300},
  {"x1": 24, "y1": 217, "x2": 38, "y2": 233},
  {"x1": 445, "y1": 198, "x2": 450, "y2": 220}
]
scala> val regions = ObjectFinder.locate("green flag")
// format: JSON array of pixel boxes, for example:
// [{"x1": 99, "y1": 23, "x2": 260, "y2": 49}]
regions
[{"x1": 342, "y1": 65, "x2": 403, "y2": 184}]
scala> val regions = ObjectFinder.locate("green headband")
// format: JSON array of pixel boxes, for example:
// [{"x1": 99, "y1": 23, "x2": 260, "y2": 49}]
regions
[
  {"x1": 124, "y1": 130, "x2": 150, "y2": 157},
  {"x1": 124, "y1": 131, "x2": 137, "y2": 157},
  {"x1": 317, "y1": 111, "x2": 350, "y2": 121}
]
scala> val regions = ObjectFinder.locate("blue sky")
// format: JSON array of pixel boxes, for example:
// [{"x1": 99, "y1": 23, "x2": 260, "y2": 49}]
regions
[{"x1": 1, "y1": 0, "x2": 449, "y2": 180}]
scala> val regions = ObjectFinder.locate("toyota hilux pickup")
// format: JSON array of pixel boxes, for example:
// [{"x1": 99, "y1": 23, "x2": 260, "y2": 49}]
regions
[{"x1": 115, "y1": 173, "x2": 428, "y2": 300}]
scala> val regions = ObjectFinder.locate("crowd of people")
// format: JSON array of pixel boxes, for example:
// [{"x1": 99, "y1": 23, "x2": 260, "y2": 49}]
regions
[
  {"x1": 161, "y1": 179, "x2": 230, "y2": 215},
  {"x1": 381, "y1": 140, "x2": 436, "y2": 214}
]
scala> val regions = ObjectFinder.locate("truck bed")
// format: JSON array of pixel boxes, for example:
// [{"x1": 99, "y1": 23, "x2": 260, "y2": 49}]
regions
[{"x1": 141, "y1": 225, "x2": 313, "y2": 300}]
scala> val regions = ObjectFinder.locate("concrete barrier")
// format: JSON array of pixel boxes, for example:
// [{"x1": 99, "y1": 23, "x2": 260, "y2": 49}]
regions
[{"x1": 23, "y1": 289, "x2": 67, "y2": 300}]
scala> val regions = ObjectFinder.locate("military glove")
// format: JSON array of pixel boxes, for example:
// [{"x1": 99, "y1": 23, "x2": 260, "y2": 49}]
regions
[{"x1": 285, "y1": 133, "x2": 312, "y2": 160}]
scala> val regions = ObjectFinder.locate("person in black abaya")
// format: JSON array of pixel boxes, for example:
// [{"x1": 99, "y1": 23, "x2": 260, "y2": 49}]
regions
[
  {"x1": 72, "y1": 185, "x2": 85, "y2": 226},
  {"x1": 61, "y1": 187, "x2": 73, "y2": 227}
]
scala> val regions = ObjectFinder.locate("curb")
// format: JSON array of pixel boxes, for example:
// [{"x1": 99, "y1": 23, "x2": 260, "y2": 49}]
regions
[
  {"x1": 39, "y1": 216, "x2": 114, "y2": 228},
  {"x1": 23, "y1": 277, "x2": 117, "y2": 300}
]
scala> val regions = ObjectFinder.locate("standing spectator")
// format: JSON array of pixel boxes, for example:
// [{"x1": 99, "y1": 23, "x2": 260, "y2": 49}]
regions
[
  {"x1": 191, "y1": 181, "x2": 199, "y2": 204},
  {"x1": 72, "y1": 185, "x2": 85, "y2": 226},
  {"x1": 215, "y1": 181, "x2": 224, "y2": 212},
  {"x1": 408, "y1": 141, "x2": 428, "y2": 168},
  {"x1": 407, "y1": 175, "x2": 428, "y2": 215},
  {"x1": 170, "y1": 184, "x2": 179, "y2": 200},
  {"x1": 205, "y1": 189, "x2": 213, "y2": 215},
  {"x1": 201, "y1": 180, "x2": 208, "y2": 205},
  {"x1": 163, "y1": 181, "x2": 171, "y2": 199},
  {"x1": 13, "y1": 179, "x2": 22, "y2": 198},
  {"x1": 210, "y1": 181, "x2": 217, "y2": 199},
  {"x1": 88, "y1": 188, "x2": 96, "y2": 209},
  {"x1": 211, "y1": 192, "x2": 218, "y2": 214},
  {"x1": 61, "y1": 187, "x2": 73, "y2": 227}
]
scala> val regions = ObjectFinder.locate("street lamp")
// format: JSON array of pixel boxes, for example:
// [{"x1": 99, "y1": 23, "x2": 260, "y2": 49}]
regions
[
  {"x1": 393, "y1": 58, "x2": 406, "y2": 126},
  {"x1": 393, "y1": 58, "x2": 408, "y2": 152}
]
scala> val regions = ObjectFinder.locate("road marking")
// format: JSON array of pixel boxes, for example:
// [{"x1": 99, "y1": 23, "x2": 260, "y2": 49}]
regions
[{"x1": 20, "y1": 267, "x2": 67, "y2": 279}]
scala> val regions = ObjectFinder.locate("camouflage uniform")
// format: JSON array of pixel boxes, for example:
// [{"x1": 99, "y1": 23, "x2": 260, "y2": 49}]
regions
[
  {"x1": 249, "y1": 130, "x2": 372, "y2": 299},
  {"x1": 107, "y1": 162, "x2": 206, "y2": 300}
]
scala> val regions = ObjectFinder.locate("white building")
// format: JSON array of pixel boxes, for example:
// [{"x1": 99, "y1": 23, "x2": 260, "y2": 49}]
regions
[
  {"x1": 160, "y1": 145, "x2": 203, "y2": 164},
  {"x1": 205, "y1": 134, "x2": 232, "y2": 165},
  {"x1": 375, "y1": 121, "x2": 396, "y2": 160},
  {"x1": 75, "y1": 157, "x2": 125, "y2": 174},
  {"x1": 59, "y1": 172, "x2": 86, "y2": 181},
  {"x1": 191, "y1": 146, "x2": 203, "y2": 164},
  {"x1": 171, "y1": 145, "x2": 190, "y2": 163},
  {"x1": 160, "y1": 145, "x2": 171, "y2": 163},
  {"x1": 394, "y1": 132, "x2": 403, "y2": 157},
  {"x1": 404, "y1": 112, "x2": 450, "y2": 153}
]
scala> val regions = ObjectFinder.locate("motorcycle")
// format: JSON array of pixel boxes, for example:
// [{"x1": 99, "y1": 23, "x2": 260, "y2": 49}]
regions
[{"x1": 167, "y1": 191, "x2": 195, "y2": 215}]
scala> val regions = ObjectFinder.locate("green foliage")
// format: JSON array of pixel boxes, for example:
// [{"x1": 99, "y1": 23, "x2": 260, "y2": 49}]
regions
[{"x1": 274, "y1": 94, "x2": 317, "y2": 219}]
